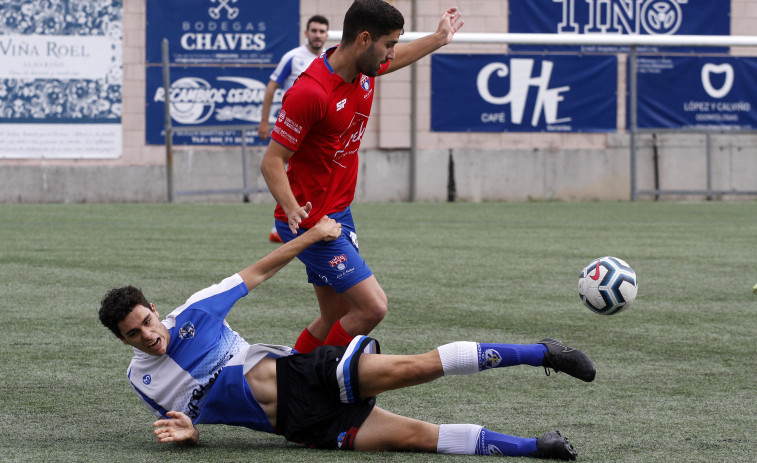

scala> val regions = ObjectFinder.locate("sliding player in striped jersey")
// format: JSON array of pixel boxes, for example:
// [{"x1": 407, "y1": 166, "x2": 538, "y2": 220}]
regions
[{"x1": 99, "y1": 216, "x2": 593, "y2": 460}]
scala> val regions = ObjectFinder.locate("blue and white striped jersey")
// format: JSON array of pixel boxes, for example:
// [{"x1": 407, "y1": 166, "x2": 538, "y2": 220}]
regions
[
  {"x1": 126, "y1": 273, "x2": 293, "y2": 433},
  {"x1": 269, "y1": 44, "x2": 319, "y2": 91}
]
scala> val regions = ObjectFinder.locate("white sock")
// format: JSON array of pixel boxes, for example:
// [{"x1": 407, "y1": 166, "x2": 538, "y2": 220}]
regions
[
  {"x1": 437, "y1": 341, "x2": 479, "y2": 376},
  {"x1": 437, "y1": 423, "x2": 483, "y2": 455}
]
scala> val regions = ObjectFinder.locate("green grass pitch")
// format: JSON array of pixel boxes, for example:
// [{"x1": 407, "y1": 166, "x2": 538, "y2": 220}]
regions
[{"x1": 1, "y1": 201, "x2": 755, "y2": 462}]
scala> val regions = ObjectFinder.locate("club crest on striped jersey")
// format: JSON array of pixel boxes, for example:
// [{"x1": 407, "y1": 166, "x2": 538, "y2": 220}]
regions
[{"x1": 179, "y1": 321, "x2": 195, "y2": 339}]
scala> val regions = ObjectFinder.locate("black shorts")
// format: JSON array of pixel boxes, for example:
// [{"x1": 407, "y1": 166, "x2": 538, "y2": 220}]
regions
[{"x1": 276, "y1": 336, "x2": 380, "y2": 450}]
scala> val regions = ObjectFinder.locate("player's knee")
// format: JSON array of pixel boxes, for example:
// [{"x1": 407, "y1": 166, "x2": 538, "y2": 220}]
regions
[
  {"x1": 353, "y1": 291, "x2": 387, "y2": 324},
  {"x1": 361, "y1": 298, "x2": 387, "y2": 327}
]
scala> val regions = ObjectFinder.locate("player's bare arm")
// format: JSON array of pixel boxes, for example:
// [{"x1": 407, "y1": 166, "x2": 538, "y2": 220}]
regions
[
  {"x1": 238, "y1": 215, "x2": 341, "y2": 290},
  {"x1": 153, "y1": 410, "x2": 200, "y2": 444},
  {"x1": 258, "y1": 80, "x2": 280, "y2": 141},
  {"x1": 386, "y1": 7, "x2": 464, "y2": 74},
  {"x1": 260, "y1": 140, "x2": 312, "y2": 234}
]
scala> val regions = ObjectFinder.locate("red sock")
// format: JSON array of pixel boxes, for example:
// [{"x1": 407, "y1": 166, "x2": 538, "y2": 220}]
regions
[
  {"x1": 324, "y1": 320, "x2": 354, "y2": 347},
  {"x1": 293, "y1": 328, "x2": 323, "y2": 354}
]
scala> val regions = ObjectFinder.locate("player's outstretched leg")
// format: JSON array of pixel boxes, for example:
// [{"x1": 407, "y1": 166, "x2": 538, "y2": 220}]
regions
[
  {"x1": 437, "y1": 341, "x2": 546, "y2": 375},
  {"x1": 437, "y1": 424, "x2": 577, "y2": 460},
  {"x1": 539, "y1": 338, "x2": 596, "y2": 382},
  {"x1": 436, "y1": 339, "x2": 595, "y2": 382}
]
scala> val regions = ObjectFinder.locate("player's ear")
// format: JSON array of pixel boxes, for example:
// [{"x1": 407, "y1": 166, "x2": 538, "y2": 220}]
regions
[
  {"x1": 150, "y1": 303, "x2": 159, "y2": 318},
  {"x1": 358, "y1": 31, "x2": 371, "y2": 47}
]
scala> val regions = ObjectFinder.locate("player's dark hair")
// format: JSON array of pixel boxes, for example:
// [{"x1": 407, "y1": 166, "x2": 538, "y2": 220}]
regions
[
  {"x1": 99, "y1": 286, "x2": 150, "y2": 339},
  {"x1": 306, "y1": 14, "x2": 329, "y2": 30},
  {"x1": 342, "y1": 0, "x2": 404, "y2": 44}
]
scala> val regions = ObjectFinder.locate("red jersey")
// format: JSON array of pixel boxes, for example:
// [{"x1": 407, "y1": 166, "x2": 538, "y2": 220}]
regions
[{"x1": 270, "y1": 47, "x2": 390, "y2": 229}]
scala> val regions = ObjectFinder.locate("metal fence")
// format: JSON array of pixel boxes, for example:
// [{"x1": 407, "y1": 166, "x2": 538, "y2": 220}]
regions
[
  {"x1": 162, "y1": 33, "x2": 757, "y2": 202},
  {"x1": 161, "y1": 39, "x2": 264, "y2": 202}
]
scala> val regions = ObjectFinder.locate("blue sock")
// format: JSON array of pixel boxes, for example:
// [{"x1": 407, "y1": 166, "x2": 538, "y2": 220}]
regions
[
  {"x1": 476, "y1": 428, "x2": 538, "y2": 456},
  {"x1": 477, "y1": 343, "x2": 547, "y2": 369}
]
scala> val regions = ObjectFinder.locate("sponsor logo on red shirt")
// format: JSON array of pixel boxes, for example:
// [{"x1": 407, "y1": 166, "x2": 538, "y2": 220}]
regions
[
  {"x1": 273, "y1": 125, "x2": 297, "y2": 145},
  {"x1": 333, "y1": 112, "x2": 368, "y2": 167},
  {"x1": 283, "y1": 116, "x2": 302, "y2": 134}
]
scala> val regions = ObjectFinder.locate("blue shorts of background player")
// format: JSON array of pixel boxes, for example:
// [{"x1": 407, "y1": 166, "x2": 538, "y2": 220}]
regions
[{"x1": 275, "y1": 207, "x2": 373, "y2": 293}]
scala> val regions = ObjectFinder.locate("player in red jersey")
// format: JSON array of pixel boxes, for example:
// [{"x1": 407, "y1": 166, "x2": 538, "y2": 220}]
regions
[{"x1": 261, "y1": 0, "x2": 464, "y2": 354}]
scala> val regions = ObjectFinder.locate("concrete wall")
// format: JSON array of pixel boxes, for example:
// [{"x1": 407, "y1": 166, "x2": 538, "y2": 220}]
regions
[
  {"x1": 2, "y1": 0, "x2": 757, "y2": 203},
  {"x1": 7, "y1": 132, "x2": 753, "y2": 203}
]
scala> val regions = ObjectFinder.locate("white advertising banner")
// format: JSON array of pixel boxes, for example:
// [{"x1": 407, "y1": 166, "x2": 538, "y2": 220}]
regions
[
  {"x1": 0, "y1": 123, "x2": 122, "y2": 159},
  {"x1": 0, "y1": 35, "x2": 119, "y2": 80},
  {"x1": 0, "y1": 1, "x2": 123, "y2": 159}
]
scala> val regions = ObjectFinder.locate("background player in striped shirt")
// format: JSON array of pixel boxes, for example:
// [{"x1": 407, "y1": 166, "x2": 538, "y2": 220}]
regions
[{"x1": 258, "y1": 15, "x2": 330, "y2": 143}]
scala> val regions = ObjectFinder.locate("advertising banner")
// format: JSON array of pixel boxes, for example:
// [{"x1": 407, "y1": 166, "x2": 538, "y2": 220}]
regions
[
  {"x1": 635, "y1": 56, "x2": 757, "y2": 130},
  {"x1": 146, "y1": 66, "x2": 277, "y2": 146},
  {"x1": 146, "y1": 0, "x2": 299, "y2": 65},
  {"x1": 509, "y1": 0, "x2": 730, "y2": 54},
  {"x1": 0, "y1": 0, "x2": 123, "y2": 159},
  {"x1": 431, "y1": 54, "x2": 617, "y2": 133}
]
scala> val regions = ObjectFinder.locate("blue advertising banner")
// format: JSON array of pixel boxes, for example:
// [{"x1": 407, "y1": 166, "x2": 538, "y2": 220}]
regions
[
  {"x1": 146, "y1": 0, "x2": 299, "y2": 65},
  {"x1": 509, "y1": 0, "x2": 730, "y2": 54},
  {"x1": 0, "y1": 0, "x2": 123, "y2": 159},
  {"x1": 431, "y1": 54, "x2": 617, "y2": 133},
  {"x1": 635, "y1": 57, "x2": 757, "y2": 130},
  {"x1": 146, "y1": 66, "x2": 277, "y2": 145}
]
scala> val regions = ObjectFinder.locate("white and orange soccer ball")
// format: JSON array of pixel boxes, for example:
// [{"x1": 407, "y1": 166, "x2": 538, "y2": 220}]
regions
[{"x1": 578, "y1": 256, "x2": 638, "y2": 315}]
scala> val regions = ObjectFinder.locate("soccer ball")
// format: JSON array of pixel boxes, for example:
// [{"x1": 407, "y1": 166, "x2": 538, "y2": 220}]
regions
[{"x1": 578, "y1": 256, "x2": 638, "y2": 315}]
